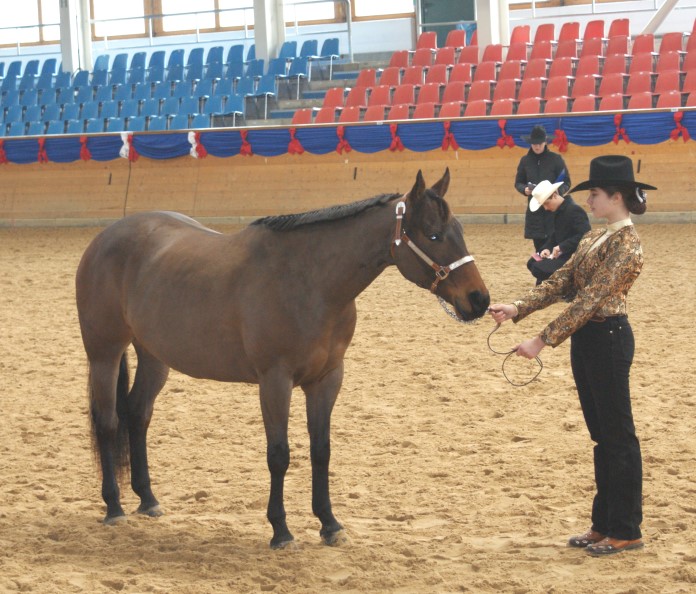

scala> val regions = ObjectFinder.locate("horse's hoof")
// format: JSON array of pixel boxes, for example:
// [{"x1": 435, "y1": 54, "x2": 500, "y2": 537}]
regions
[
  {"x1": 103, "y1": 514, "x2": 127, "y2": 526},
  {"x1": 321, "y1": 528, "x2": 348, "y2": 547},
  {"x1": 269, "y1": 535, "x2": 296, "y2": 550},
  {"x1": 137, "y1": 504, "x2": 164, "y2": 518}
]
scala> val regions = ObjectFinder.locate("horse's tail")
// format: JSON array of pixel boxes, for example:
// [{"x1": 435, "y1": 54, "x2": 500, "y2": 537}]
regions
[{"x1": 89, "y1": 353, "x2": 131, "y2": 478}]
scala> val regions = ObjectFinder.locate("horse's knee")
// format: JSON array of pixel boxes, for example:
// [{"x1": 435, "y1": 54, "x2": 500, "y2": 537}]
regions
[{"x1": 267, "y1": 442, "x2": 290, "y2": 474}]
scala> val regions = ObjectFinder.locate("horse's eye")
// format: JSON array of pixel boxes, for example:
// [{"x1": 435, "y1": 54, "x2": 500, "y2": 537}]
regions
[{"x1": 429, "y1": 233, "x2": 442, "y2": 242}]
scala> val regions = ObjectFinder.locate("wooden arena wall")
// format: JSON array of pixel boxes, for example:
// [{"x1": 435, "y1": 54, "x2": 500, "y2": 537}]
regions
[{"x1": 0, "y1": 139, "x2": 694, "y2": 226}]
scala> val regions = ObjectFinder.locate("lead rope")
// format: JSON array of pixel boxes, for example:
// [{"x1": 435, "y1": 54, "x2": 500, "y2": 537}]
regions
[{"x1": 486, "y1": 322, "x2": 543, "y2": 387}]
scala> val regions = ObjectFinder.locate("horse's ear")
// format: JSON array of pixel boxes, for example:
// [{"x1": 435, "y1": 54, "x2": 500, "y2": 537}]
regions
[
  {"x1": 409, "y1": 170, "x2": 426, "y2": 203},
  {"x1": 430, "y1": 167, "x2": 450, "y2": 198}
]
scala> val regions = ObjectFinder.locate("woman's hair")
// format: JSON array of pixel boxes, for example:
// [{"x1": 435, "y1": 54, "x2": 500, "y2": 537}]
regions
[{"x1": 600, "y1": 185, "x2": 648, "y2": 215}]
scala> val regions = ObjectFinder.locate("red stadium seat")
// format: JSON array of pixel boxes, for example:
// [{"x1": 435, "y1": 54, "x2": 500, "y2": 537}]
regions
[
  {"x1": 448, "y1": 64, "x2": 471, "y2": 85},
  {"x1": 472, "y1": 60, "x2": 497, "y2": 82},
  {"x1": 367, "y1": 85, "x2": 392, "y2": 107},
  {"x1": 682, "y1": 70, "x2": 696, "y2": 95},
  {"x1": 442, "y1": 81, "x2": 467, "y2": 104},
  {"x1": 510, "y1": 25, "x2": 530, "y2": 45},
  {"x1": 655, "y1": 51, "x2": 682, "y2": 74},
  {"x1": 583, "y1": 19, "x2": 605, "y2": 41},
  {"x1": 571, "y1": 74, "x2": 599, "y2": 98},
  {"x1": 544, "y1": 96, "x2": 569, "y2": 113},
  {"x1": 417, "y1": 82, "x2": 442, "y2": 105},
  {"x1": 505, "y1": 43, "x2": 528, "y2": 63},
  {"x1": 363, "y1": 105, "x2": 386, "y2": 121},
  {"x1": 580, "y1": 37, "x2": 604, "y2": 59},
  {"x1": 467, "y1": 80, "x2": 493, "y2": 102},
  {"x1": 659, "y1": 32, "x2": 684, "y2": 55},
  {"x1": 598, "y1": 93, "x2": 625, "y2": 111},
  {"x1": 606, "y1": 35, "x2": 629, "y2": 57},
  {"x1": 424, "y1": 64, "x2": 449, "y2": 85},
  {"x1": 457, "y1": 46, "x2": 479, "y2": 66},
  {"x1": 598, "y1": 73, "x2": 626, "y2": 97},
  {"x1": 516, "y1": 97, "x2": 542, "y2": 115},
  {"x1": 411, "y1": 48, "x2": 434, "y2": 68},
  {"x1": 291, "y1": 108, "x2": 313, "y2": 125},
  {"x1": 387, "y1": 103, "x2": 410, "y2": 120},
  {"x1": 518, "y1": 77, "x2": 543, "y2": 101},
  {"x1": 434, "y1": 47, "x2": 456, "y2": 67},
  {"x1": 412, "y1": 102, "x2": 436, "y2": 119},
  {"x1": 608, "y1": 18, "x2": 629, "y2": 39},
  {"x1": 632, "y1": 34, "x2": 655, "y2": 56},
  {"x1": 576, "y1": 55, "x2": 601, "y2": 78},
  {"x1": 322, "y1": 87, "x2": 345, "y2": 108},
  {"x1": 602, "y1": 54, "x2": 628, "y2": 77},
  {"x1": 416, "y1": 31, "x2": 438, "y2": 51},
  {"x1": 490, "y1": 98, "x2": 515, "y2": 115},
  {"x1": 682, "y1": 50, "x2": 696, "y2": 72},
  {"x1": 444, "y1": 29, "x2": 466, "y2": 49},
  {"x1": 628, "y1": 52, "x2": 655, "y2": 75},
  {"x1": 548, "y1": 56, "x2": 574, "y2": 79},
  {"x1": 523, "y1": 58, "x2": 549, "y2": 80},
  {"x1": 555, "y1": 39, "x2": 579, "y2": 60},
  {"x1": 344, "y1": 86, "x2": 367, "y2": 108},
  {"x1": 558, "y1": 22, "x2": 580, "y2": 43},
  {"x1": 529, "y1": 40, "x2": 553, "y2": 62},
  {"x1": 627, "y1": 91, "x2": 654, "y2": 110},
  {"x1": 544, "y1": 76, "x2": 572, "y2": 100},
  {"x1": 571, "y1": 95, "x2": 597, "y2": 112},
  {"x1": 481, "y1": 44, "x2": 503, "y2": 63},
  {"x1": 378, "y1": 66, "x2": 401, "y2": 87},
  {"x1": 354, "y1": 69, "x2": 377, "y2": 89},
  {"x1": 653, "y1": 71, "x2": 681, "y2": 96},
  {"x1": 338, "y1": 105, "x2": 361, "y2": 123},
  {"x1": 401, "y1": 66, "x2": 425, "y2": 87},
  {"x1": 492, "y1": 78, "x2": 517, "y2": 102},
  {"x1": 685, "y1": 91, "x2": 696, "y2": 106},
  {"x1": 392, "y1": 84, "x2": 416, "y2": 106},
  {"x1": 313, "y1": 106, "x2": 336, "y2": 123},
  {"x1": 656, "y1": 89, "x2": 682, "y2": 108},
  {"x1": 533, "y1": 23, "x2": 555, "y2": 45},
  {"x1": 625, "y1": 71, "x2": 654, "y2": 96},
  {"x1": 388, "y1": 50, "x2": 410, "y2": 69},
  {"x1": 438, "y1": 101, "x2": 463, "y2": 118},
  {"x1": 464, "y1": 99, "x2": 489, "y2": 116},
  {"x1": 498, "y1": 60, "x2": 523, "y2": 81}
]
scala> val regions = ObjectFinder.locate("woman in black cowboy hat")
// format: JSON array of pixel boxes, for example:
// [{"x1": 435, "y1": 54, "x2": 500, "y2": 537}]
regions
[
  {"x1": 490, "y1": 155, "x2": 655, "y2": 557},
  {"x1": 515, "y1": 125, "x2": 571, "y2": 253}
]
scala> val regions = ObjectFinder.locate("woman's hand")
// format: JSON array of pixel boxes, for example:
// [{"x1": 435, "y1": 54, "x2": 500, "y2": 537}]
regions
[
  {"x1": 539, "y1": 249, "x2": 551, "y2": 259},
  {"x1": 514, "y1": 336, "x2": 546, "y2": 359},
  {"x1": 488, "y1": 303, "x2": 517, "y2": 324}
]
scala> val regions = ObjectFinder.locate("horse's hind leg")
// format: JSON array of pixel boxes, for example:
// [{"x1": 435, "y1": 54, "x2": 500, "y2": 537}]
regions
[
  {"x1": 129, "y1": 341, "x2": 169, "y2": 517},
  {"x1": 259, "y1": 369, "x2": 294, "y2": 549},
  {"x1": 89, "y1": 354, "x2": 130, "y2": 524},
  {"x1": 303, "y1": 363, "x2": 345, "y2": 545}
]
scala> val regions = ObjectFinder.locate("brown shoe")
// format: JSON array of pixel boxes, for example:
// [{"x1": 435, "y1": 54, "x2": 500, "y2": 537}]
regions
[
  {"x1": 567, "y1": 529, "x2": 605, "y2": 548},
  {"x1": 586, "y1": 537, "x2": 644, "y2": 556}
]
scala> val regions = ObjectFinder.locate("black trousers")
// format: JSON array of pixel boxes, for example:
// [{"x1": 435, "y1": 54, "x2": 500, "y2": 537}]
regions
[{"x1": 570, "y1": 316, "x2": 643, "y2": 540}]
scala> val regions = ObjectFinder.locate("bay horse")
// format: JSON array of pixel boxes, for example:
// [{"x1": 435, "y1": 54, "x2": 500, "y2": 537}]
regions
[{"x1": 76, "y1": 168, "x2": 489, "y2": 548}]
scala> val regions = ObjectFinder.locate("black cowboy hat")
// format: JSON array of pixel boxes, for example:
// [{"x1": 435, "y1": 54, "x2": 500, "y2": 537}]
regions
[
  {"x1": 521, "y1": 125, "x2": 554, "y2": 144},
  {"x1": 568, "y1": 155, "x2": 657, "y2": 193}
]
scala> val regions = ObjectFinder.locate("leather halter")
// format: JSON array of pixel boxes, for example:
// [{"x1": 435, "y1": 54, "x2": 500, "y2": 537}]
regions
[{"x1": 391, "y1": 200, "x2": 475, "y2": 293}]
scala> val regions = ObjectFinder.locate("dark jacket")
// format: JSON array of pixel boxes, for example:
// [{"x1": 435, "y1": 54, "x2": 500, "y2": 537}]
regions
[
  {"x1": 515, "y1": 147, "x2": 571, "y2": 239},
  {"x1": 539, "y1": 196, "x2": 591, "y2": 256}
]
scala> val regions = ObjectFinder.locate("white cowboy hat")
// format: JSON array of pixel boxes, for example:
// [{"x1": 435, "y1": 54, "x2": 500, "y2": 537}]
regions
[
  {"x1": 529, "y1": 179, "x2": 563, "y2": 212},
  {"x1": 529, "y1": 180, "x2": 563, "y2": 212}
]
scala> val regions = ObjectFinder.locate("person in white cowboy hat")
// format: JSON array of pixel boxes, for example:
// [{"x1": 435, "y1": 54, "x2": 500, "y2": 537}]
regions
[
  {"x1": 515, "y1": 125, "x2": 571, "y2": 253},
  {"x1": 490, "y1": 155, "x2": 656, "y2": 558},
  {"x1": 526, "y1": 179, "x2": 590, "y2": 285}
]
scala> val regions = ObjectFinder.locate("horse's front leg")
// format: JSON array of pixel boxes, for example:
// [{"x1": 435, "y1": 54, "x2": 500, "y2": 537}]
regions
[
  {"x1": 259, "y1": 370, "x2": 294, "y2": 549},
  {"x1": 303, "y1": 363, "x2": 345, "y2": 545}
]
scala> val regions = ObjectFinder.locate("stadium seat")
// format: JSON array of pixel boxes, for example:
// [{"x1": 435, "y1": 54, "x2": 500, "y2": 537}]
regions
[
  {"x1": 444, "y1": 29, "x2": 466, "y2": 49},
  {"x1": 24, "y1": 105, "x2": 42, "y2": 123},
  {"x1": 291, "y1": 107, "x2": 313, "y2": 125},
  {"x1": 190, "y1": 113, "x2": 211, "y2": 128},
  {"x1": 655, "y1": 51, "x2": 682, "y2": 74},
  {"x1": 555, "y1": 39, "x2": 579, "y2": 60},
  {"x1": 392, "y1": 84, "x2": 416, "y2": 107},
  {"x1": 127, "y1": 116, "x2": 146, "y2": 132},
  {"x1": 80, "y1": 101, "x2": 99, "y2": 120},
  {"x1": 654, "y1": 71, "x2": 681, "y2": 96},
  {"x1": 571, "y1": 74, "x2": 598, "y2": 98},
  {"x1": 464, "y1": 99, "x2": 488, "y2": 116},
  {"x1": 472, "y1": 61, "x2": 497, "y2": 82},
  {"x1": 492, "y1": 78, "x2": 517, "y2": 102},
  {"x1": 510, "y1": 25, "x2": 530, "y2": 45},
  {"x1": 379, "y1": 67, "x2": 401, "y2": 87},
  {"x1": 100, "y1": 100, "x2": 119, "y2": 119},
  {"x1": 448, "y1": 64, "x2": 471, "y2": 85},
  {"x1": 441, "y1": 81, "x2": 467, "y2": 104},
  {"x1": 532, "y1": 23, "x2": 555, "y2": 46},
  {"x1": 457, "y1": 46, "x2": 479, "y2": 67},
  {"x1": 416, "y1": 31, "x2": 437, "y2": 51},
  {"x1": 252, "y1": 74, "x2": 278, "y2": 118},
  {"x1": 206, "y1": 46, "x2": 224, "y2": 65},
  {"x1": 517, "y1": 78, "x2": 543, "y2": 101},
  {"x1": 625, "y1": 71, "x2": 654, "y2": 96},
  {"x1": 580, "y1": 37, "x2": 604, "y2": 59},
  {"x1": 344, "y1": 86, "x2": 367, "y2": 109},
  {"x1": 606, "y1": 36, "x2": 629, "y2": 57},
  {"x1": 161, "y1": 97, "x2": 180, "y2": 117},
  {"x1": 467, "y1": 80, "x2": 493, "y2": 103},
  {"x1": 571, "y1": 95, "x2": 597, "y2": 112},
  {"x1": 299, "y1": 39, "x2": 318, "y2": 59},
  {"x1": 411, "y1": 48, "x2": 434, "y2": 68},
  {"x1": 481, "y1": 44, "x2": 503, "y2": 63},
  {"x1": 602, "y1": 54, "x2": 629, "y2": 77},
  {"x1": 434, "y1": 47, "x2": 456, "y2": 67},
  {"x1": 490, "y1": 98, "x2": 515, "y2": 115},
  {"x1": 363, "y1": 105, "x2": 386, "y2": 121},
  {"x1": 544, "y1": 96, "x2": 569, "y2": 113},
  {"x1": 627, "y1": 91, "x2": 654, "y2": 109},
  {"x1": 322, "y1": 87, "x2": 345, "y2": 109},
  {"x1": 548, "y1": 57, "x2": 574, "y2": 79},
  {"x1": 286, "y1": 57, "x2": 310, "y2": 99},
  {"x1": 516, "y1": 97, "x2": 542, "y2": 115},
  {"x1": 45, "y1": 120, "x2": 65, "y2": 135},
  {"x1": 575, "y1": 55, "x2": 601, "y2": 78},
  {"x1": 659, "y1": 32, "x2": 685, "y2": 55},
  {"x1": 386, "y1": 104, "x2": 410, "y2": 120},
  {"x1": 438, "y1": 101, "x2": 463, "y2": 118},
  {"x1": 278, "y1": 41, "x2": 297, "y2": 61},
  {"x1": 598, "y1": 73, "x2": 626, "y2": 97},
  {"x1": 656, "y1": 89, "x2": 682, "y2": 108},
  {"x1": 682, "y1": 50, "x2": 696, "y2": 72},
  {"x1": 412, "y1": 102, "x2": 436, "y2": 119},
  {"x1": 313, "y1": 106, "x2": 336, "y2": 123},
  {"x1": 505, "y1": 43, "x2": 528, "y2": 63},
  {"x1": 85, "y1": 118, "x2": 104, "y2": 133},
  {"x1": 424, "y1": 64, "x2": 449, "y2": 85},
  {"x1": 608, "y1": 18, "x2": 630, "y2": 39},
  {"x1": 632, "y1": 34, "x2": 655, "y2": 56},
  {"x1": 66, "y1": 119, "x2": 84, "y2": 134},
  {"x1": 120, "y1": 100, "x2": 140, "y2": 119},
  {"x1": 388, "y1": 50, "x2": 409, "y2": 69},
  {"x1": 629, "y1": 52, "x2": 655, "y2": 75},
  {"x1": 498, "y1": 61, "x2": 523, "y2": 82},
  {"x1": 523, "y1": 58, "x2": 549, "y2": 80},
  {"x1": 598, "y1": 93, "x2": 625, "y2": 111},
  {"x1": 226, "y1": 45, "x2": 244, "y2": 65},
  {"x1": 367, "y1": 85, "x2": 392, "y2": 107},
  {"x1": 42, "y1": 104, "x2": 61, "y2": 122},
  {"x1": 417, "y1": 83, "x2": 442, "y2": 105},
  {"x1": 401, "y1": 66, "x2": 425, "y2": 86},
  {"x1": 354, "y1": 68, "x2": 377, "y2": 89},
  {"x1": 544, "y1": 76, "x2": 572, "y2": 100},
  {"x1": 529, "y1": 41, "x2": 553, "y2": 62},
  {"x1": 558, "y1": 22, "x2": 580, "y2": 43},
  {"x1": 583, "y1": 20, "x2": 605, "y2": 41}
]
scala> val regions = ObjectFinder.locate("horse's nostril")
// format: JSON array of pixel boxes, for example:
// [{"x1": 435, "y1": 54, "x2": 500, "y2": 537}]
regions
[{"x1": 469, "y1": 290, "x2": 491, "y2": 315}]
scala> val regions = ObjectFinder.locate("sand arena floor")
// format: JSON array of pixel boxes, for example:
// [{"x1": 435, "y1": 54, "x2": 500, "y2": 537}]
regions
[{"x1": 0, "y1": 223, "x2": 695, "y2": 594}]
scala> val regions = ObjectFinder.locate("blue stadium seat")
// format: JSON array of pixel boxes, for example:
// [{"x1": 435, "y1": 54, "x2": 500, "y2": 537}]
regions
[
  {"x1": 40, "y1": 58, "x2": 57, "y2": 77},
  {"x1": 203, "y1": 95, "x2": 223, "y2": 115},
  {"x1": 61, "y1": 103, "x2": 80, "y2": 120},
  {"x1": 206, "y1": 46, "x2": 223, "y2": 65},
  {"x1": 148, "y1": 50, "x2": 166, "y2": 71},
  {"x1": 235, "y1": 76, "x2": 256, "y2": 97},
  {"x1": 245, "y1": 59, "x2": 264, "y2": 78},
  {"x1": 109, "y1": 69, "x2": 127, "y2": 87},
  {"x1": 168, "y1": 49, "x2": 185, "y2": 70},
  {"x1": 45, "y1": 120, "x2": 65, "y2": 135},
  {"x1": 27, "y1": 121, "x2": 45, "y2": 135},
  {"x1": 214, "y1": 78, "x2": 233, "y2": 97},
  {"x1": 7, "y1": 121, "x2": 26, "y2": 136},
  {"x1": 93, "y1": 54, "x2": 109, "y2": 72},
  {"x1": 128, "y1": 68, "x2": 146, "y2": 86},
  {"x1": 133, "y1": 82, "x2": 152, "y2": 101},
  {"x1": 226, "y1": 44, "x2": 244, "y2": 65},
  {"x1": 24, "y1": 105, "x2": 42, "y2": 122},
  {"x1": 153, "y1": 82, "x2": 172, "y2": 100},
  {"x1": 72, "y1": 70, "x2": 90, "y2": 88},
  {"x1": 120, "y1": 99, "x2": 140, "y2": 119},
  {"x1": 161, "y1": 96, "x2": 180, "y2": 116},
  {"x1": 54, "y1": 70, "x2": 71, "y2": 88},
  {"x1": 246, "y1": 44, "x2": 256, "y2": 62},
  {"x1": 18, "y1": 72, "x2": 37, "y2": 91},
  {"x1": 224, "y1": 93, "x2": 245, "y2": 125},
  {"x1": 91, "y1": 70, "x2": 108, "y2": 87},
  {"x1": 36, "y1": 71, "x2": 54, "y2": 92},
  {"x1": 299, "y1": 39, "x2": 318, "y2": 59},
  {"x1": 278, "y1": 41, "x2": 297, "y2": 61},
  {"x1": 114, "y1": 84, "x2": 133, "y2": 102},
  {"x1": 85, "y1": 118, "x2": 105, "y2": 133},
  {"x1": 130, "y1": 52, "x2": 147, "y2": 71},
  {"x1": 179, "y1": 96, "x2": 201, "y2": 115},
  {"x1": 66, "y1": 119, "x2": 84, "y2": 134},
  {"x1": 20, "y1": 89, "x2": 39, "y2": 107},
  {"x1": 5, "y1": 105, "x2": 24, "y2": 124},
  {"x1": 167, "y1": 64, "x2": 184, "y2": 83},
  {"x1": 42, "y1": 104, "x2": 62, "y2": 122},
  {"x1": 186, "y1": 62, "x2": 204, "y2": 83},
  {"x1": 75, "y1": 86, "x2": 93, "y2": 104},
  {"x1": 195, "y1": 78, "x2": 213, "y2": 99},
  {"x1": 2, "y1": 90, "x2": 19, "y2": 107},
  {"x1": 1, "y1": 75, "x2": 18, "y2": 93},
  {"x1": 253, "y1": 74, "x2": 278, "y2": 118},
  {"x1": 309, "y1": 37, "x2": 340, "y2": 80},
  {"x1": 147, "y1": 115, "x2": 168, "y2": 131},
  {"x1": 187, "y1": 47, "x2": 204, "y2": 69},
  {"x1": 226, "y1": 61, "x2": 244, "y2": 81},
  {"x1": 287, "y1": 56, "x2": 309, "y2": 99},
  {"x1": 39, "y1": 88, "x2": 57, "y2": 105},
  {"x1": 106, "y1": 117, "x2": 125, "y2": 132},
  {"x1": 191, "y1": 113, "x2": 211, "y2": 128},
  {"x1": 94, "y1": 85, "x2": 113, "y2": 103},
  {"x1": 140, "y1": 98, "x2": 161, "y2": 117},
  {"x1": 148, "y1": 65, "x2": 165, "y2": 84},
  {"x1": 168, "y1": 113, "x2": 190, "y2": 130},
  {"x1": 172, "y1": 81, "x2": 192, "y2": 99},
  {"x1": 80, "y1": 101, "x2": 99, "y2": 120},
  {"x1": 5, "y1": 61, "x2": 22, "y2": 79},
  {"x1": 127, "y1": 116, "x2": 146, "y2": 132},
  {"x1": 112, "y1": 53, "x2": 128, "y2": 72},
  {"x1": 100, "y1": 100, "x2": 119, "y2": 119},
  {"x1": 204, "y1": 61, "x2": 224, "y2": 81}
]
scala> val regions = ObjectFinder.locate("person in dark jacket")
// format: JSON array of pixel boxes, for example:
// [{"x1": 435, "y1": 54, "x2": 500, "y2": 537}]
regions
[
  {"x1": 526, "y1": 180, "x2": 591, "y2": 285},
  {"x1": 515, "y1": 125, "x2": 571, "y2": 252}
]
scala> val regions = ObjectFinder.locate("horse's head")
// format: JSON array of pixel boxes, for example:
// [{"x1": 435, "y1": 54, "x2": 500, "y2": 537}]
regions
[{"x1": 392, "y1": 168, "x2": 490, "y2": 322}]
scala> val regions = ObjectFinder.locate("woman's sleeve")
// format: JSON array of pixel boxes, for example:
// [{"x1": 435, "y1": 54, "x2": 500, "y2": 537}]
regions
[{"x1": 538, "y1": 233, "x2": 643, "y2": 346}]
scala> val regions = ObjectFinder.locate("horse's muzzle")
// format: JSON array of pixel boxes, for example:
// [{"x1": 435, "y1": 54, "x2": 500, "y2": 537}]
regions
[{"x1": 457, "y1": 290, "x2": 490, "y2": 321}]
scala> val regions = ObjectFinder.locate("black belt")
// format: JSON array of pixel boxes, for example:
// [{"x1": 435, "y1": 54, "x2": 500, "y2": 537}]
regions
[{"x1": 589, "y1": 314, "x2": 627, "y2": 323}]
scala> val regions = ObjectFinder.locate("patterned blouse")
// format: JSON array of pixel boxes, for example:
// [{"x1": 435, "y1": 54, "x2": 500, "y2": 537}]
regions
[{"x1": 512, "y1": 223, "x2": 643, "y2": 347}]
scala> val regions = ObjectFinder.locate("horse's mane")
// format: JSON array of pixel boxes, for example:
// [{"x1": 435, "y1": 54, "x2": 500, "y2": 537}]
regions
[{"x1": 251, "y1": 193, "x2": 400, "y2": 231}]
